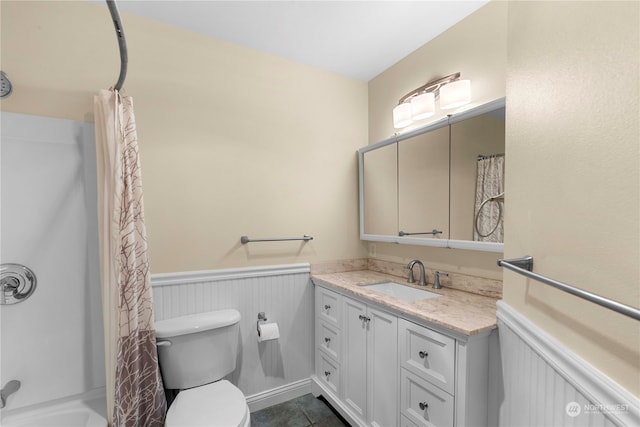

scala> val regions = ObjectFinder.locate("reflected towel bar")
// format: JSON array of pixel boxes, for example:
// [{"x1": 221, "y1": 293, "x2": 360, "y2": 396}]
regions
[
  {"x1": 498, "y1": 256, "x2": 640, "y2": 321},
  {"x1": 399, "y1": 229, "x2": 443, "y2": 236},
  {"x1": 241, "y1": 235, "x2": 313, "y2": 244}
]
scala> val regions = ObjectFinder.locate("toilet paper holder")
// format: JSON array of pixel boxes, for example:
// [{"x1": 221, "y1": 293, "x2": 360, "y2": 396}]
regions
[{"x1": 257, "y1": 312, "x2": 267, "y2": 333}]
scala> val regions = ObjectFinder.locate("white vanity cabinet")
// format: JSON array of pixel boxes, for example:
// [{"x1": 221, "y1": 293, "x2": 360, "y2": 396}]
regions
[
  {"x1": 342, "y1": 296, "x2": 398, "y2": 427},
  {"x1": 312, "y1": 283, "x2": 492, "y2": 427}
]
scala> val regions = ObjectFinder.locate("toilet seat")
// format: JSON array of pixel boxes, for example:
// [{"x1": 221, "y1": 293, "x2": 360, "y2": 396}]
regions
[{"x1": 165, "y1": 380, "x2": 250, "y2": 427}]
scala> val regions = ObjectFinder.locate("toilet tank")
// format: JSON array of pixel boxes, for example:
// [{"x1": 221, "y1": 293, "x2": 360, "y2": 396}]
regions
[{"x1": 155, "y1": 309, "x2": 241, "y2": 390}]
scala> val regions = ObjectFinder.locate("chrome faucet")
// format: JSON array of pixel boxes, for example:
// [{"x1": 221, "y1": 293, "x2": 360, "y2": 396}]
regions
[
  {"x1": 407, "y1": 260, "x2": 427, "y2": 286},
  {"x1": 1, "y1": 380, "x2": 20, "y2": 408}
]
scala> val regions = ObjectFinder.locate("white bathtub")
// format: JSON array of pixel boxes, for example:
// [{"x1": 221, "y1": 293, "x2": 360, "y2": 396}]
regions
[{"x1": 0, "y1": 393, "x2": 107, "y2": 427}]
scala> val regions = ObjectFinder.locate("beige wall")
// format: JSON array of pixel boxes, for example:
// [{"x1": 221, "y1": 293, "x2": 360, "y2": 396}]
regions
[
  {"x1": 0, "y1": 1, "x2": 369, "y2": 273},
  {"x1": 505, "y1": 1, "x2": 639, "y2": 396},
  {"x1": 367, "y1": 0, "x2": 508, "y2": 280}
]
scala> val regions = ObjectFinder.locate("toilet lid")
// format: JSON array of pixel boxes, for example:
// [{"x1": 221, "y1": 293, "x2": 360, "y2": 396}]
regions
[{"x1": 165, "y1": 380, "x2": 249, "y2": 427}]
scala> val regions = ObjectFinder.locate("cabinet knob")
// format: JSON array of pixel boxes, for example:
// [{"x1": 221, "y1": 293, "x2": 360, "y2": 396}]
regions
[
  {"x1": 324, "y1": 304, "x2": 331, "y2": 310},
  {"x1": 324, "y1": 337, "x2": 331, "y2": 343},
  {"x1": 324, "y1": 370, "x2": 331, "y2": 378},
  {"x1": 358, "y1": 314, "x2": 371, "y2": 322},
  {"x1": 419, "y1": 351, "x2": 429, "y2": 359},
  {"x1": 419, "y1": 402, "x2": 429, "y2": 410}
]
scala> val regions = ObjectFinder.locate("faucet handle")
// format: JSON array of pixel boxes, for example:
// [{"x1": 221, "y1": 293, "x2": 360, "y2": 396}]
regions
[{"x1": 433, "y1": 271, "x2": 449, "y2": 289}]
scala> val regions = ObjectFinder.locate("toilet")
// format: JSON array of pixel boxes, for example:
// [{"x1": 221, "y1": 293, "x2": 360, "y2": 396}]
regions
[{"x1": 155, "y1": 309, "x2": 250, "y2": 427}]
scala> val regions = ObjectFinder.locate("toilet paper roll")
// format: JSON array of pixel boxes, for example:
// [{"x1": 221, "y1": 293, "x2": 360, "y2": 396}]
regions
[{"x1": 257, "y1": 322, "x2": 280, "y2": 342}]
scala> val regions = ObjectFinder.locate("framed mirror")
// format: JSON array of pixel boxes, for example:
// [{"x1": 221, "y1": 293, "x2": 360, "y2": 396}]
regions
[{"x1": 358, "y1": 98, "x2": 505, "y2": 252}]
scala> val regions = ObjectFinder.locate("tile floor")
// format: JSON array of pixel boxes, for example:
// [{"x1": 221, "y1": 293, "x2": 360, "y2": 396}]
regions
[{"x1": 250, "y1": 394, "x2": 350, "y2": 427}]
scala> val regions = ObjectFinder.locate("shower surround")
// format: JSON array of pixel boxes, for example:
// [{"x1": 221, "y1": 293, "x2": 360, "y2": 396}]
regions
[{"x1": 0, "y1": 112, "x2": 105, "y2": 411}]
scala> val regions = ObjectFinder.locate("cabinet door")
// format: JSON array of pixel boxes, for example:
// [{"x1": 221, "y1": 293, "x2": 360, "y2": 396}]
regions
[
  {"x1": 367, "y1": 307, "x2": 398, "y2": 427},
  {"x1": 342, "y1": 297, "x2": 368, "y2": 420}
]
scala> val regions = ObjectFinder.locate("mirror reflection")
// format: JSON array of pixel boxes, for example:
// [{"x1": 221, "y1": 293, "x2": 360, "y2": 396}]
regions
[
  {"x1": 450, "y1": 108, "x2": 505, "y2": 243},
  {"x1": 398, "y1": 125, "x2": 449, "y2": 239},
  {"x1": 363, "y1": 142, "x2": 397, "y2": 236}
]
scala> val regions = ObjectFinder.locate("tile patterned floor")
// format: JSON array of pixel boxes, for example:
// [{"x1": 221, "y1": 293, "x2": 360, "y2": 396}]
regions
[{"x1": 250, "y1": 394, "x2": 350, "y2": 427}]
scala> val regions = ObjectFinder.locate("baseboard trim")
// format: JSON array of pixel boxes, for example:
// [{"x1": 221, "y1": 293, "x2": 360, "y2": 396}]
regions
[
  {"x1": 245, "y1": 378, "x2": 311, "y2": 413},
  {"x1": 497, "y1": 301, "x2": 640, "y2": 426}
]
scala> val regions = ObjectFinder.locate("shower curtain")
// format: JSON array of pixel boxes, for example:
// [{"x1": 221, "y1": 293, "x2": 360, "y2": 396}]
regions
[
  {"x1": 474, "y1": 154, "x2": 505, "y2": 242},
  {"x1": 94, "y1": 89, "x2": 166, "y2": 426}
]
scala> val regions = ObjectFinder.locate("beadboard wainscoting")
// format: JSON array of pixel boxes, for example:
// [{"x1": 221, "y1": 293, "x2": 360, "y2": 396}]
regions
[
  {"x1": 151, "y1": 263, "x2": 314, "y2": 412},
  {"x1": 497, "y1": 301, "x2": 639, "y2": 427}
]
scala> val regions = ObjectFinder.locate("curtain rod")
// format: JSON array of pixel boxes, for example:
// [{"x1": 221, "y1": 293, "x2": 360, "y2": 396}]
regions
[{"x1": 106, "y1": 0, "x2": 128, "y2": 91}]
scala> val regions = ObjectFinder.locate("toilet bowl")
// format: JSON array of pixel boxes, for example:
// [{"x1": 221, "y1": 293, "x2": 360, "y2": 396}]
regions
[
  {"x1": 155, "y1": 310, "x2": 250, "y2": 427},
  {"x1": 165, "y1": 380, "x2": 249, "y2": 427}
]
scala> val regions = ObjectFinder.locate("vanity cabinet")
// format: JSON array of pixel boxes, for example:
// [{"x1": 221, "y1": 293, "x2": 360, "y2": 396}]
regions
[
  {"x1": 312, "y1": 282, "x2": 493, "y2": 427},
  {"x1": 342, "y1": 297, "x2": 398, "y2": 427}
]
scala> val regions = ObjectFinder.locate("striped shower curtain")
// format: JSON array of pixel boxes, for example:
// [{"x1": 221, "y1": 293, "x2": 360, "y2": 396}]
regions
[{"x1": 94, "y1": 89, "x2": 166, "y2": 426}]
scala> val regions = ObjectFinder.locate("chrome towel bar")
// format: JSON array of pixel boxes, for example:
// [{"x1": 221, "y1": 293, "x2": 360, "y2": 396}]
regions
[
  {"x1": 240, "y1": 235, "x2": 313, "y2": 244},
  {"x1": 498, "y1": 256, "x2": 640, "y2": 321}
]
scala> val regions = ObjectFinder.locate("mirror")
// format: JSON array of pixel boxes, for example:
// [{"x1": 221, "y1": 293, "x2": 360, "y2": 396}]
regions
[
  {"x1": 362, "y1": 142, "x2": 397, "y2": 236},
  {"x1": 358, "y1": 98, "x2": 505, "y2": 252},
  {"x1": 398, "y1": 125, "x2": 449, "y2": 240},
  {"x1": 449, "y1": 108, "x2": 505, "y2": 245}
]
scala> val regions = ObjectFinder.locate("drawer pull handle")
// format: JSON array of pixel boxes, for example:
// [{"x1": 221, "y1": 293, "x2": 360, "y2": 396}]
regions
[
  {"x1": 419, "y1": 351, "x2": 429, "y2": 359},
  {"x1": 324, "y1": 304, "x2": 331, "y2": 310},
  {"x1": 324, "y1": 337, "x2": 331, "y2": 343},
  {"x1": 358, "y1": 314, "x2": 371, "y2": 322},
  {"x1": 419, "y1": 402, "x2": 429, "y2": 410},
  {"x1": 324, "y1": 370, "x2": 331, "y2": 378}
]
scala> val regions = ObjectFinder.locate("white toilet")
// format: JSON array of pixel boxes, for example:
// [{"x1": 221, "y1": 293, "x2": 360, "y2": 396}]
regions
[{"x1": 155, "y1": 309, "x2": 250, "y2": 427}]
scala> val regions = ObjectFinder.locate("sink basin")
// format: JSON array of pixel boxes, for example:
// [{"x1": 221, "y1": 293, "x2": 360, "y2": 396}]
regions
[{"x1": 363, "y1": 282, "x2": 441, "y2": 302}]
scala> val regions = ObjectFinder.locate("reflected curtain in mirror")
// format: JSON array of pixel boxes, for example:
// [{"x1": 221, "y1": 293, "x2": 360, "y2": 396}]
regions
[{"x1": 473, "y1": 154, "x2": 505, "y2": 242}]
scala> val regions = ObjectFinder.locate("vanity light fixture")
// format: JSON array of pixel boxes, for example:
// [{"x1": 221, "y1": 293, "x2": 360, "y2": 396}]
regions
[{"x1": 392, "y1": 72, "x2": 471, "y2": 129}]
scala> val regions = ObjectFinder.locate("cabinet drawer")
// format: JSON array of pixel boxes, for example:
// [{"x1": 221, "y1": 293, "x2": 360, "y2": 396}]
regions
[
  {"x1": 401, "y1": 369, "x2": 454, "y2": 427},
  {"x1": 318, "y1": 320, "x2": 341, "y2": 360},
  {"x1": 317, "y1": 286, "x2": 341, "y2": 326},
  {"x1": 399, "y1": 319, "x2": 455, "y2": 394},
  {"x1": 317, "y1": 352, "x2": 340, "y2": 396}
]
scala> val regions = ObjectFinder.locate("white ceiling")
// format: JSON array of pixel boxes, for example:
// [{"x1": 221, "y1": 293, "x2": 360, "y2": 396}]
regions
[{"x1": 114, "y1": 1, "x2": 489, "y2": 81}]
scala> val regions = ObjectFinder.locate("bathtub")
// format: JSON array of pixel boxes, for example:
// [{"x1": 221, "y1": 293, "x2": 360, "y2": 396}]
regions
[{"x1": 0, "y1": 393, "x2": 107, "y2": 427}]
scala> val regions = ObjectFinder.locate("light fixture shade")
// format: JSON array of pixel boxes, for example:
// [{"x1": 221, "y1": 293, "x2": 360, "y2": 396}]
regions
[
  {"x1": 393, "y1": 102, "x2": 413, "y2": 128},
  {"x1": 410, "y1": 92, "x2": 435, "y2": 121},
  {"x1": 440, "y1": 79, "x2": 471, "y2": 110}
]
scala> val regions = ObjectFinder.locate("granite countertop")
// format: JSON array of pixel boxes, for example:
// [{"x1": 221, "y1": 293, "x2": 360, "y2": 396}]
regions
[{"x1": 311, "y1": 270, "x2": 498, "y2": 336}]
